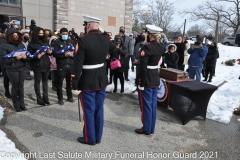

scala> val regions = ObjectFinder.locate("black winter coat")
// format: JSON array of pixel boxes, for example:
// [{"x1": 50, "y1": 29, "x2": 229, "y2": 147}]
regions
[
  {"x1": 175, "y1": 42, "x2": 185, "y2": 65},
  {"x1": 110, "y1": 46, "x2": 127, "y2": 72},
  {"x1": 0, "y1": 42, "x2": 27, "y2": 71},
  {"x1": 205, "y1": 47, "x2": 218, "y2": 68},
  {"x1": 164, "y1": 51, "x2": 179, "y2": 69},
  {"x1": 28, "y1": 40, "x2": 51, "y2": 72},
  {"x1": 52, "y1": 38, "x2": 75, "y2": 70},
  {"x1": 0, "y1": 28, "x2": 27, "y2": 71}
]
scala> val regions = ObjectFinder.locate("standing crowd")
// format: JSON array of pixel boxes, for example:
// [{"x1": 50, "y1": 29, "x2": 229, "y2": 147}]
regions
[{"x1": 0, "y1": 17, "x2": 221, "y2": 145}]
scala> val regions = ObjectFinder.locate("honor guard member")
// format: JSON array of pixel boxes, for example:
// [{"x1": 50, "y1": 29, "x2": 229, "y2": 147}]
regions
[
  {"x1": 135, "y1": 25, "x2": 164, "y2": 135},
  {"x1": 71, "y1": 15, "x2": 116, "y2": 145}
]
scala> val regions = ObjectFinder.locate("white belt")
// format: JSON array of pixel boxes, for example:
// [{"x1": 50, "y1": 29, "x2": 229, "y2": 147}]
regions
[
  {"x1": 82, "y1": 63, "x2": 104, "y2": 69},
  {"x1": 147, "y1": 65, "x2": 158, "y2": 69}
]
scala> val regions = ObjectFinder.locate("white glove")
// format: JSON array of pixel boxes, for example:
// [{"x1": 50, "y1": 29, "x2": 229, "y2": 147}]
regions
[
  {"x1": 72, "y1": 90, "x2": 81, "y2": 95},
  {"x1": 138, "y1": 85, "x2": 144, "y2": 90},
  {"x1": 98, "y1": 27, "x2": 104, "y2": 33}
]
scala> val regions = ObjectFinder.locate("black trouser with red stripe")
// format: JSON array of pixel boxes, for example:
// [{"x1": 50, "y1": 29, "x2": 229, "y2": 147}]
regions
[{"x1": 138, "y1": 87, "x2": 158, "y2": 134}]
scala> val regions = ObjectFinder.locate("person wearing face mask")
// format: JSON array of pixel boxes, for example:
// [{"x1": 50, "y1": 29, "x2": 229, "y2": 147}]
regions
[
  {"x1": 0, "y1": 28, "x2": 28, "y2": 112},
  {"x1": 25, "y1": 26, "x2": 30, "y2": 33},
  {"x1": 22, "y1": 32, "x2": 31, "y2": 80},
  {"x1": 114, "y1": 26, "x2": 131, "y2": 81},
  {"x1": 202, "y1": 42, "x2": 218, "y2": 83},
  {"x1": 110, "y1": 37, "x2": 127, "y2": 93},
  {"x1": 52, "y1": 28, "x2": 75, "y2": 105},
  {"x1": 28, "y1": 27, "x2": 53, "y2": 106},
  {"x1": 135, "y1": 25, "x2": 164, "y2": 135},
  {"x1": 164, "y1": 44, "x2": 179, "y2": 69},
  {"x1": 128, "y1": 33, "x2": 136, "y2": 72}
]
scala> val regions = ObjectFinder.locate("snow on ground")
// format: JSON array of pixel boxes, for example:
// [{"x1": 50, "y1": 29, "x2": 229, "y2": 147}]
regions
[
  {"x1": 207, "y1": 44, "x2": 240, "y2": 123},
  {"x1": 0, "y1": 106, "x2": 26, "y2": 160},
  {"x1": 106, "y1": 43, "x2": 240, "y2": 124}
]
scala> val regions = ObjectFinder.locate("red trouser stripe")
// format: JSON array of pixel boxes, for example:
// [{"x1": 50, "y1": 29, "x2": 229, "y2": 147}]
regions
[{"x1": 80, "y1": 93, "x2": 88, "y2": 142}]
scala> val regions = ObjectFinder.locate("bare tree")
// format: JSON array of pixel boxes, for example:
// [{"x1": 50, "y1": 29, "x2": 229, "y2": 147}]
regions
[
  {"x1": 181, "y1": 1, "x2": 224, "y2": 42},
  {"x1": 187, "y1": 24, "x2": 208, "y2": 37},
  {"x1": 216, "y1": 0, "x2": 240, "y2": 35},
  {"x1": 135, "y1": 0, "x2": 175, "y2": 32},
  {"x1": 148, "y1": 0, "x2": 175, "y2": 32}
]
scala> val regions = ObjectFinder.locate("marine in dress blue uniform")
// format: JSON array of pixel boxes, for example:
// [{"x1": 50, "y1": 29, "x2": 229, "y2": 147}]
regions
[
  {"x1": 71, "y1": 15, "x2": 116, "y2": 145},
  {"x1": 135, "y1": 25, "x2": 164, "y2": 135}
]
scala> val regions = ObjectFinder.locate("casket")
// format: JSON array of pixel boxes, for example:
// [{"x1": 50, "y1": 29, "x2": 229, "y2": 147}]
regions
[{"x1": 159, "y1": 68, "x2": 188, "y2": 81}]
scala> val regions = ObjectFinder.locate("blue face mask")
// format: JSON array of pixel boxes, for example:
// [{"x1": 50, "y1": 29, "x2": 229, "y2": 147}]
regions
[{"x1": 62, "y1": 35, "x2": 68, "y2": 40}]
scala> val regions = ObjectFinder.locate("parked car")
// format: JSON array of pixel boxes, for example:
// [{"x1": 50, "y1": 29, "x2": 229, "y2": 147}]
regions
[
  {"x1": 235, "y1": 33, "x2": 240, "y2": 46},
  {"x1": 189, "y1": 36, "x2": 197, "y2": 42},
  {"x1": 222, "y1": 36, "x2": 235, "y2": 46}
]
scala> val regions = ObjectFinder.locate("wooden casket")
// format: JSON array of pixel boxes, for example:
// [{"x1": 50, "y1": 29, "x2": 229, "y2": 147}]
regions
[{"x1": 159, "y1": 68, "x2": 189, "y2": 81}]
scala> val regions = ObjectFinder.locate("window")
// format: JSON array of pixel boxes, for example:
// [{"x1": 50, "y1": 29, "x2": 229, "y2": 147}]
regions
[
  {"x1": 0, "y1": 0, "x2": 20, "y2": 6},
  {"x1": 108, "y1": 16, "x2": 116, "y2": 26},
  {"x1": 0, "y1": 0, "x2": 7, "y2": 4},
  {"x1": 8, "y1": 0, "x2": 20, "y2": 5}
]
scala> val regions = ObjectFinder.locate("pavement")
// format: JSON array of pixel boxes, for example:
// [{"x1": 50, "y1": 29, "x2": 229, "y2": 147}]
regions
[{"x1": 0, "y1": 73, "x2": 239, "y2": 160}]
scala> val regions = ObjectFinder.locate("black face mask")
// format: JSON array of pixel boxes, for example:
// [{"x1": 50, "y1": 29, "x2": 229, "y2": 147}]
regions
[
  {"x1": 120, "y1": 30, "x2": 125, "y2": 34},
  {"x1": 24, "y1": 36, "x2": 29, "y2": 41},
  {"x1": 38, "y1": 36, "x2": 44, "y2": 41},
  {"x1": 147, "y1": 34, "x2": 150, "y2": 43},
  {"x1": 209, "y1": 46, "x2": 215, "y2": 49},
  {"x1": 116, "y1": 42, "x2": 121, "y2": 46}
]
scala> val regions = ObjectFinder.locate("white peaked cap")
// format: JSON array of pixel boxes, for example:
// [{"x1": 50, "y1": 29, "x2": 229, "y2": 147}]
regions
[
  {"x1": 82, "y1": 15, "x2": 101, "y2": 23},
  {"x1": 146, "y1": 24, "x2": 163, "y2": 34}
]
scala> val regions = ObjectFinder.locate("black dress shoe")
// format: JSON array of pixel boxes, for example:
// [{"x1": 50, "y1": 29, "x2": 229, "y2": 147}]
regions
[
  {"x1": 58, "y1": 100, "x2": 64, "y2": 105},
  {"x1": 52, "y1": 86, "x2": 57, "y2": 91},
  {"x1": 135, "y1": 129, "x2": 151, "y2": 135},
  {"x1": 96, "y1": 140, "x2": 101, "y2": 144},
  {"x1": 77, "y1": 137, "x2": 96, "y2": 145},
  {"x1": 37, "y1": 101, "x2": 45, "y2": 106},
  {"x1": 202, "y1": 79, "x2": 207, "y2": 82},
  {"x1": 125, "y1": 78, "x2": 130, "y2": 81},
  {"x1": 67, "y1": 98, "x2": 74, "y2": 103},
  {"x1": 44, "y1": 101, "x2": 50, "y2": 105},
  {"x1": 20, "y1": 106, "x2": 27, "y2": 111},
  {"x1": 15, "y1": 108, "x2": 22, "y2": 112},
  {"x1": 5, "y1": 92, "x2": 12, "y2": 98},
  {"x1": 207, "y1": 80, "x2": 212, "y2": 82},
  {"x1": 113, "y1": 88, "x2": 117, "y2": 93}
]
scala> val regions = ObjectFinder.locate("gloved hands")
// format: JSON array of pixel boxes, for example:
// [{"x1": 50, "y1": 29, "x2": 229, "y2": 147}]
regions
[{"x1": 138, "y1": 85, "x2": 144, "y2": 91}]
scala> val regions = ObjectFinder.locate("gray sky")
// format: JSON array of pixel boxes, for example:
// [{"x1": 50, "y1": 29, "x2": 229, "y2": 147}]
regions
[{"x1": 141, "y1": 0, "x2": 233, "y2": 31}]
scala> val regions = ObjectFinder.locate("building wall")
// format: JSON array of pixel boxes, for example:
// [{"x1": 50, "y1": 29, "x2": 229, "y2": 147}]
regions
[
  {"x1": 21, "y1": 0, "x2": 132, "y2": 35},
  {"x1": 55, "y1": 0, "x2": 132, "y2": 36},
  {"x1": 22, "y1": 0, "x2": 54, "y2": 30}
]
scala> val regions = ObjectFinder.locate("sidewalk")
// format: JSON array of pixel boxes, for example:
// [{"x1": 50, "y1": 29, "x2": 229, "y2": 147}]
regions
[{"x1": 0, "y1": 76, "x2": 239, "y2": 160}]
